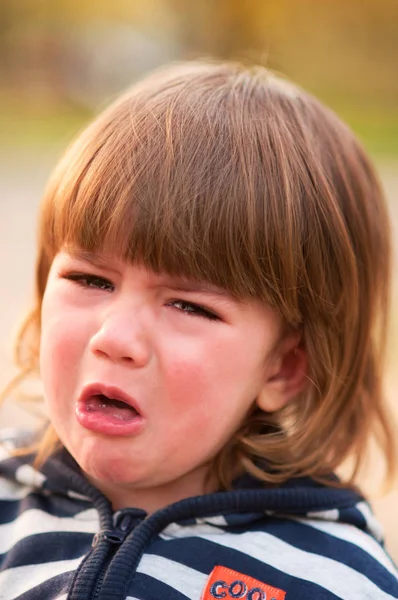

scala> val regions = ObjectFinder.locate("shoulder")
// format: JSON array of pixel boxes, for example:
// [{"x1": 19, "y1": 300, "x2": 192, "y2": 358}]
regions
[
  {"x1": 162, "y1": 512, "x2": 398, "y2": 599},
  {"x1": 281, "y1": 512, "x2": 397, "y2": 595},
  {"x1": 246, "y1": 513, "x2": 398, "y2": 598}
]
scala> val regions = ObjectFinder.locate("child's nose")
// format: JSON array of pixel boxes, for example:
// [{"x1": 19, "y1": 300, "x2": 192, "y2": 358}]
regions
[{"x1": 88, "y1": 308, "x2": 151, "y2": 367}]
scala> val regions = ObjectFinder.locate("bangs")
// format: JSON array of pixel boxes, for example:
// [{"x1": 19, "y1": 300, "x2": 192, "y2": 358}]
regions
[
  {"x1": 53, "y1": 136, "x2": 276, "y2": 298},
  {"x1": 39, "y1": 63, "x2": 346, "y2": 327}
]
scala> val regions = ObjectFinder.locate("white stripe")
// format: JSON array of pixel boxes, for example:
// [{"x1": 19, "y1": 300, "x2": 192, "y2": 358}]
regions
[
  {"x1": 0, "y1": 508, "x2": 99, "y2": 554},
  {"x1": 0, "y1": 558, "x2": 82, "y2": 600},
  {"x1": 291, "y1": 517, "x2": 398, "y2": 577},
  {"x1": 307, "y1": 508, "x2": 340, "y2": 521},
  {"x1": 137, "y1": 554, "x2": 207, "y2": 598},
  {"x1": 198, "y1": 515, "x2": 228, "y2": 526},
  {"x1": 356, "y1": 501, "x2": 385, "y2": 542},
  {"x1": 67, "y1": 490, "x2": 91, "y2": 502},
  {"x1": 0, "y1": 477, "x2": 91, "y2": 504},
  {"x1": 160, "y1": 523, "x2": 397, "y2": 600},
  {"x1": 54, "y1": 595, "x2": 68, "y2": 600},
  {"x1": 0, "y1": 477, "x2": 33, "y2": 500},
  {"x1": 162, "y1": 521, "x2": 219, "y2": 539},
  {"x1": 72, "y1": 508, "x2": 98, "y2": 522}
]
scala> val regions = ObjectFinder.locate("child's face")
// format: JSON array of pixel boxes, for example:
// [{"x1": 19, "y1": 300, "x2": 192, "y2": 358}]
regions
[{"x1": 40, "y1": 248, "x2": 286, "y2": 510}]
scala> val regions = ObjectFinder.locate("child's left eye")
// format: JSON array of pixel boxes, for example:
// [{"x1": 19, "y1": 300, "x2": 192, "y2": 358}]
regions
[
  {"x1": 63, "y1": 272, "x2": 114, "y2": 292},
  {"x1": 168, "y1": 300, "x2": 220, "y2": 321}
]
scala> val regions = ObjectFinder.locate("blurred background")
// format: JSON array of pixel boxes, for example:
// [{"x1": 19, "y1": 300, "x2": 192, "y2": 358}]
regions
[{"x1": 1, "y1": 0, "x2": 397, "y2": 559}]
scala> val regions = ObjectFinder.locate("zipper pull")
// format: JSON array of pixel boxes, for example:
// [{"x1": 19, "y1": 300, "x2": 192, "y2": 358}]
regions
[{"x1": 92, "y1": 508, "x2": 146, "y2": 547}]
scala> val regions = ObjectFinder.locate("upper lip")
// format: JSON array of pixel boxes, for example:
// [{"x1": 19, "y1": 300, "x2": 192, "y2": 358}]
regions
[{"x1": 78, "y1": 383, "x2": 142, "y2": 416}]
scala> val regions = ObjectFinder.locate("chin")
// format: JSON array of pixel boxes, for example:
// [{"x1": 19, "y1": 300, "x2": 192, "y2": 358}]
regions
[{"x1": 76, "y1": 443, "x2": 146, "y2": 486}]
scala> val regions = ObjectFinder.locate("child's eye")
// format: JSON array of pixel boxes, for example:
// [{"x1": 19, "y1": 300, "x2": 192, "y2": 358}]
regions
[
  {"x1": 63, "y1": 272, "x2": 114, "y2": 292},
  {"x1": 168, "y1": 300, "x2": 220, "y2": 321}
]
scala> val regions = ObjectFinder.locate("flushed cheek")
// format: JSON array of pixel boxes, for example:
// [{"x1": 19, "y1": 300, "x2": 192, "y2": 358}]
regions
[
  {"x1": 160, "y1": 357, "x2": 254, "y2": 439},
  {"x1": 43, "y1": 325, "x2": 78, "y2": 367},
  {"x1": 163, "y1": 340, "x2": 261, "y2": 405},
  {"x1": 40, "y1": 313, "x2": 92, "y2": 411}
]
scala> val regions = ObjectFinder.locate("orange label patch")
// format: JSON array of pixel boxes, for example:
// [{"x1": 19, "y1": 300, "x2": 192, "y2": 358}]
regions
[{"x1": 201, "y1": 565, "x2": 286, "y2": 600}]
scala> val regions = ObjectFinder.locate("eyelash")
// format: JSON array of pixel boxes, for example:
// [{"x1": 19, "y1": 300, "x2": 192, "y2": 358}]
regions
[
  {"x1": 62, "y1": 272, "x2": 221, "y2": 321},
  {"x1": 168, "y1": 300, "x2": 220, "y2": 321},
  {"x1": 64, "y1": 272, "x2": 115, "y2": 292}
]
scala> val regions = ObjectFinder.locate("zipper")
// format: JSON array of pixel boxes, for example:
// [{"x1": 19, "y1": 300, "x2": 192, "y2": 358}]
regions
[
  {"x1": 90, "y1": 510, "x2": 145, "y2": 600},
  {"x1": 91, "y1": 560, "x2": 111, "y2": 600},
  {"x1": 92, "y1": 511, "x2": 137, "y2": 548}
]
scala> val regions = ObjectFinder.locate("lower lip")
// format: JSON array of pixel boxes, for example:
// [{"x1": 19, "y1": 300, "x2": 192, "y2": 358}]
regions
[{"x1": 75, "y1": 403, "x2": 145, "y2": 436}]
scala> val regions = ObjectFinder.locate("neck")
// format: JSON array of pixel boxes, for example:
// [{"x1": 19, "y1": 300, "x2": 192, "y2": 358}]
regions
[{"x1": 87, "y1": 465, "x2": 219, "y2": 514}]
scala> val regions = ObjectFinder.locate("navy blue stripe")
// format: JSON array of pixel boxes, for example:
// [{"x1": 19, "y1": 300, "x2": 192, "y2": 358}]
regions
[
  {"x1": 142, "y1": 534, "x2": 343, "y2": 599},
  {"x1": 339, "y1": 506, "x2": 368, "y2": 530},
  {"x1": 12, "y1": 572, "x2": 73, "y2": 600},
  {"x1": 0, "y1": 499, "x2": 25, "y2": 525},
  {"x1": 0, "y1": 532, "x2": 92, "y2": 570},
  {"x1": 1, "y1": 446, "x2": 397, "y2": 600},
  {"x1": 130, "y1": 572, "x2": 190, "y2": 600},
  {"x1": 266, "y1": 518, "x2": 396, "y2": 594},
  {"x1": 216, "y1": 516, "x2": 396, "y2": 593},
  {"x1": 0, "y1": 496, "x2": 93, "y2": 525}
]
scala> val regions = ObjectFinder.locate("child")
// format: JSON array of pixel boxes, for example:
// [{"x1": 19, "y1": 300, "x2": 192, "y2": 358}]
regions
[{"x1": 1, "y1": 60, "x2": 397, "y2": 600}]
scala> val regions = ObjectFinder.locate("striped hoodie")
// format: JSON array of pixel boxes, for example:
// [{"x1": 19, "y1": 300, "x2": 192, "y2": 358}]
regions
[{"x1": 0, "y1": 430, "x2": 397, "y2": 600}]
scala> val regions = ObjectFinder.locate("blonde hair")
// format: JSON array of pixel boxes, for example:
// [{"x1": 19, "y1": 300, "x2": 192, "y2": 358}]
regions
[{"x1": 7, "y1": 61, "x2": 396, "y2": 489}]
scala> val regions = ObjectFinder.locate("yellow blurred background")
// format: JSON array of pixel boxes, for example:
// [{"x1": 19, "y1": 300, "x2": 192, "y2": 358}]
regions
[{"x1": 1, "y1": 0, "x2": 397, "y2": 561}]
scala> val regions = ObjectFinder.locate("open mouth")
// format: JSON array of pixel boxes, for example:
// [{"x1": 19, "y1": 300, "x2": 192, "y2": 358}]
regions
[
  {"x1": 76, "y1": 384, "x2": 144, "y2": 434},
  {"x1": 85, "y1": 393, "x2": 140, "y2": 422}
]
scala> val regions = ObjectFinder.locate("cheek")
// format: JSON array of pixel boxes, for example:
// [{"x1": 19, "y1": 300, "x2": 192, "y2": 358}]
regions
[
  {"x1": 160, "y1": 335, "x2": 263, "y2": 418},
  {"x1": 41, "y1": 317, "x2": 79, "y2": 371},
  {"x1": 156, "y1": 335, "x2": 268, "y2": 465},
  {"x1": 40, "y1": 297, "x2": 91, "y2": 397},
  {"x1": 181, "y1": 333, "x2": 262, "y2": 380}
]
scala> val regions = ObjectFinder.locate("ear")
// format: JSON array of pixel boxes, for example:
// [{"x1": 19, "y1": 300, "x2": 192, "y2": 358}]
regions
[{"x1": 256, "y1": 334, "x2": 308, "y2": 413}]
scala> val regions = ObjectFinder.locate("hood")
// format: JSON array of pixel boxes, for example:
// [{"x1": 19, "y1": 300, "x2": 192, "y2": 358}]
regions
[{"x1": 0, "y1": 427, "x2": 383, "y2": 545}]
